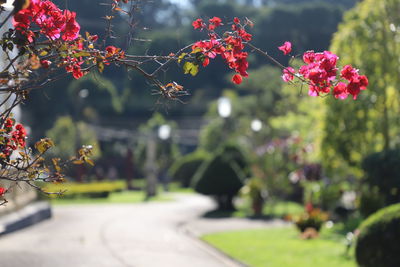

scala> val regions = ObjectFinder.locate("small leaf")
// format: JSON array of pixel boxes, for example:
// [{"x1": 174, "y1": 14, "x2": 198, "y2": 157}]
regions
[
  {"x1": 35, "y1": 138, "x2": 55, "y2": 153},
  {"x1": 178, "y1": 53, "x2": 187, "y2": 64},
  {"x1": 183, "y1": 61, "x2": 199, "y2": 76},
  {"x1": 39, "y1": 50, "x2": 48, "y2": 56},
  {"x1": 191, "y1": 47, "x2": 202, "y2": 54},
  {"x1": 73, "y1": 51, "x2": 91, "y2": 58},
  {"x1": 97, "y1": 61, "x2": 105, "y2": 73},
  {"x1": 85, "y1": 159, "x2": 95, "y2": 166},
  {"x1": 52, "y1": 158, "x2": 61, "y2": 172}
]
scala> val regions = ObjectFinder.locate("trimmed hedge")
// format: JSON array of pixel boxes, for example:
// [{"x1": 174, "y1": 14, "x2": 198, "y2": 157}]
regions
[
  {"x1": 168, "y1": 150, "x2": 210, "y2": 188},
  {"x1": 43, "y1": 181, "x2": 125, "y2": 199},
  {"x1": 355, "y1": 203, "x2": 400, "y2": 267},
  {"x1": 192, "y1": 145, "x2": 246, "y2": 210},
  {"x1": 362, "y1": 149, "x2": 400, "y2": 205}
]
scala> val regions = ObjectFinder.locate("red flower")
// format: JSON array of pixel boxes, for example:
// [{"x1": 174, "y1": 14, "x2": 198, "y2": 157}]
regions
[
  {"x1": 192, "y1": 18, "x2": 204, "y2": 29},
  {"x1": 202, "y1": 57, "x2": 210, "y2": 67},
  {"x1": 72, "y1": 66, "x2": 84, "y2": 79},
  {"x1": 40, "y1": 60, "x2": 51, "y2": 68},
  {"x1": 341, "y1": 65, "x2": 358, "y2": 81},
  {"x1": 233, "y1": 17, "x2": 240, "y2": 24},
  {"x1": 106, "y1": 46, "x2": 118, "y2": 57},
  {"x1": 62, "y1": 10, "x2": 80, "y2": 41},
  {"x1": 347, "y1": 75, "x2": 368, "y2": 100},
  {"x1": 302, "y1": 51, "x2": 315, "y2": 64},
  {"x1": 4, "y1": 118, "x2": 14, "y2": 130},
  {"x1": 13, "y1": 0, "x2": 81, "y2": 42},
  {"x1": 232, "y1": 74, "x2": 243, "y2": 84},
  {"x1": 278, "y1": 41, "x2": 292, "y2": 55},
  {"x1": 333, "y1": 82, "x2": 349, "y2": 100},
  {"x1": 0, "y1": 187, "x2": 6, "y2": 196},
  {"x1": 209, "y1": 17, "x2": 222, "y2": 27}
]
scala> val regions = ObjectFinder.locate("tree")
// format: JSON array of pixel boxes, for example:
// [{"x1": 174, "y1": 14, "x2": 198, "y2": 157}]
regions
[{"x1": 322, "y1": 0, "x2": 400, "y2": 176}]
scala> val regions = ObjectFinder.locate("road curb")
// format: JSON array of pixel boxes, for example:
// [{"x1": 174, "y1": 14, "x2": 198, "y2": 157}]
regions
[
  {"x1": 178, "y1": 222, "x2": 248, "y2": 267},
  {"x1": 0, "y1": 201, "x2": 52, "y2": 236}
]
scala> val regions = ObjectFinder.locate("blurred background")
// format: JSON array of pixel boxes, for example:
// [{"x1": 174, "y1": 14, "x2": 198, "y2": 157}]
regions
[{"x1": 7, "y1": 0, "x2": 400, "y2": 266}]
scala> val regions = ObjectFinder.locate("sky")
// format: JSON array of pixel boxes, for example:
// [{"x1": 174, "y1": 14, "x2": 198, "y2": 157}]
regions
[{"x1": 168, "y1": 0, "x2": 191, "y2": 8}]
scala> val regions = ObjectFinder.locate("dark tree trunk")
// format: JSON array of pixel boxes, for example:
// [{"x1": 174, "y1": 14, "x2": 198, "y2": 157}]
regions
[{"x1": 216, "y1": 195, "x2": 236, "y2": 211}]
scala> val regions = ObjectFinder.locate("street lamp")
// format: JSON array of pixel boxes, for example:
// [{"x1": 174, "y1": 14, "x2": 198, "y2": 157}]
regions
[
  {"x1": 251, "y1": 119, "x2": 262, "y2": 132},
  {"x1": 217, "y1": 97, "x2": 232, "y2": 118},
  {"x1": 158, "y1": 124, "x2": 171, "y2": 140}
]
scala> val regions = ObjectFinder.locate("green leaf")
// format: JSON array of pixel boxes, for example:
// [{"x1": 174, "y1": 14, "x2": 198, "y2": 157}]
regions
[
  {"x1": 183, "y1": 61, "x2": 199, "y2": 76},
  {"x1": 35, "y1": 138, "x2": 55, "y2": 154},
  {"x1": 73, "y1": 52, "x2": 91, "y2": 58},
  {"x1": 178, "y1": 53, "x2": 187, "y2": 64}
]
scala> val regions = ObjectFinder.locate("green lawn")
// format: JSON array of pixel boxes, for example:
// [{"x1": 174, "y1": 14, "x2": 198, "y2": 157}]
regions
[
  {"x1": 202, "y1": 227, "x2": 356, "y2": 267},
  {"x1": 204, "y1": 201, "x2": 304, "y2": 219}
]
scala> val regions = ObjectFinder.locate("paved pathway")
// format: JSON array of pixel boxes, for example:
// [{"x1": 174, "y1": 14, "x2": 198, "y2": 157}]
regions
[
  {"x1": 0, "y1": 194, "x2": 239, "y2": 267},
  {"x1": 0, "y1": 194, "x2": 288, "y2": 267}
]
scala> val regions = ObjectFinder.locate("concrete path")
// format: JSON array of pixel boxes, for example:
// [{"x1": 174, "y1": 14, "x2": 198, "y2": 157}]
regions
[
  {"x1": 0, "y1": 194, "x2": 243, "y2": 267},
  {"x1": 0, "y1": 193, "x2": 289, "y2": 267}
]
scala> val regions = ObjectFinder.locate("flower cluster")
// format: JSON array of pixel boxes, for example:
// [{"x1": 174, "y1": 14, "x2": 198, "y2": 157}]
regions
[
  {"x1": 0, "y1": 118, "x2": 27, "y2": 159},
  {"x1": 13, "y1": 0, "x2": 80, "y2": 43},
  {"x1": 191, "y1": 17, "x2": 252, "y2": 84},
  {"x1": 280, "y1": 42, "x2": 368, "y2": 100},
  {"x1": 0, "y1": 187, "x2": 5, "y2": 196}
]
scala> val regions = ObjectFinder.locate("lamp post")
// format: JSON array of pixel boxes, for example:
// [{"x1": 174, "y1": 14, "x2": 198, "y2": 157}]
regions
[
  {"x1": 158, "y1": 124, "x2": 171, "y2": 140},
  {"x1": 218, "y1": 97, "x2": 232, "y2": 118},
  {"x1": 251, "y1": 119, "x2": 262, "y2": 132},
  {"x1": 145, "y1": 131, "x2": 158, "y2": 199},
  {"x1": 218, "y1": 97, "x2": 232, "y2": 142},
  {"x1": 145, "y1": 124, "x2": 172, "y2": 199},
  {"x1": 158, "y1": 124, "x2": 171, "y2": 191}
]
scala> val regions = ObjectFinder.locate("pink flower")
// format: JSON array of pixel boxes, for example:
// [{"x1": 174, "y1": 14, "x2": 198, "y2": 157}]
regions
[
  {"x1": 278, "y1": 41, "x2": 292, "y2": 55},
  {"x1": 333, "y1": 82, "x2": 349, "y2": 100},
  {"x1": 302, "y1": 51, "x2": 315, "y2": 64},
  {"x1": 62, "y1": 10, "x2": 80, "y2": 41},
  {"x1": 341, "y1": 65, "x2": 358, "y2": 81},
  {"x1": 282, "y1": 67, "x2": 295, "y2": 82}
]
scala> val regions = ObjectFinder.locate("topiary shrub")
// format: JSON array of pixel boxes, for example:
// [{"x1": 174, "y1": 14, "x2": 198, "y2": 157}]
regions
[
  {"x1": 168, "y1": 150, "x2": 210, "y2": 188},
  {"x1": 358, "y1": 185, "x2": 385, "y2": 218},
  {"x1": 192, "y1": 151, "x2": 245, "y2": 211},
  {"x1": 219, "y1": 143, "x2": 249, "y2": 171},
  {"x1": 362, "y1": 149, "x2": 400, "y2": 205},
  {"x1": 355, "y1": 203, "x2": 400, "y2": 267}
]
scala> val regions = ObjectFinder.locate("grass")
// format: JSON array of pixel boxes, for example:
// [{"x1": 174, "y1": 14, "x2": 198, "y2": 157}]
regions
[
  {"x1": 203, "y1": 200, "x2": 304, "y2": 219},
  {"x1": 202, "y1": 227, "x2": 356, "y2": 267}
]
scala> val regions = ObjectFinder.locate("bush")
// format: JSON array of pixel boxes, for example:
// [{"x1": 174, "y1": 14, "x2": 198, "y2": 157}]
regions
[
  {"x1": 362, "y1": 149, "x2": 400, "y2": 205},
  {"x1": 290, "y1": 206, "x2": 329, "y2": 233},
  {"x1": 43, "y1": 181, "x2": 125, "y2": 199},
  {"x1": 358, "y1": 185, "x2": 385, "y2": 218},
  {"x1": 219, "y1": 143, "x2": 249, "y2": 172},
  {"x1": 168, "y1": 150, "x2": 210, "y2": 188},
  {"x1": 192, "y1": 148, "x2": 245, "y2": 210},
  {"x1": 355, "y1": 203, "x2": 400, "y2": 267}
]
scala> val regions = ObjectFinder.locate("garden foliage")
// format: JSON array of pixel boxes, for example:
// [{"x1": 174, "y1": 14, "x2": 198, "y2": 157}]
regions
[{"x1": 356, "y1": 203, "x2": 400, "y2": 267}]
